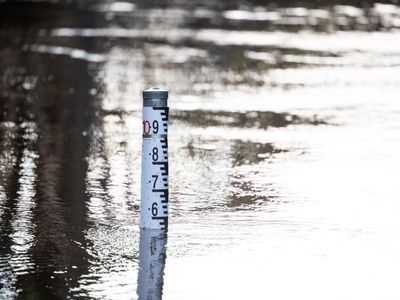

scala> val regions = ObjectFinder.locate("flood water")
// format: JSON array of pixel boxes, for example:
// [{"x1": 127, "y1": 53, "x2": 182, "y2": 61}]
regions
[{"x1": 1, "y1": 1, "x2": 400, "y2": 299}]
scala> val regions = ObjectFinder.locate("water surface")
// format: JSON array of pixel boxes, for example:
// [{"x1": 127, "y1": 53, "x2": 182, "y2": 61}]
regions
[{"x1": 1, "y1": 1, "x2": 400, "y2": 299}]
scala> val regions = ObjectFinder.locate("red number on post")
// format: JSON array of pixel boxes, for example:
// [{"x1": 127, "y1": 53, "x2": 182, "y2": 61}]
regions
[{"x1": 143, "y1": 120, "x2": 151, "y2": 134}]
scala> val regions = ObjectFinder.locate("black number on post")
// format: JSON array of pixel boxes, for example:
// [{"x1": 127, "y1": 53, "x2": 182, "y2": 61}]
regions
[
  {"x1": 152, "y1": 202, "x2": 158, "y2": 216},
  {"x1": 152, "y1": 175, "x2": 158, "y2": 189},
  {"x1": 152, "y1": 147, "x2": 158, "y2": 161},
  {"x1": 152, "y1": 120, "x2": 159, "y2": 134}
]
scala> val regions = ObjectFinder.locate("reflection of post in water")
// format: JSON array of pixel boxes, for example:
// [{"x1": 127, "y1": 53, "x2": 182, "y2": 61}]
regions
[{"x1": 137, "y1": 229, "x2": 168, "y2": 300}]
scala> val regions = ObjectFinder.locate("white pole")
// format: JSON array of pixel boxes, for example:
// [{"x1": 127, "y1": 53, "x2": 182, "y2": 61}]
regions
[{"x1": 140, "y1": 87, "x2": 169, "y2": 230}]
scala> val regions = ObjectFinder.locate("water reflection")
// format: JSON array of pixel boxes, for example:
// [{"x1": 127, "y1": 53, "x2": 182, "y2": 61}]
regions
[
  {"x1": 0, "y1": 2, "x2": 103, "y2": 297},
  {"x1": 172, "y1": 109, "x2": 326, "y2": 128},
  {"x1": 1, "y1": 0, "x2": 400, "y2": 299},
  {"x1": 137, "y1": 229, "x2": 168, "y2": 300},
  {"x1": 231, "y1": 140, "x2": 286, "y2": 166},
  {"x1": 0, "y1": 122, "x2": 37, "y2": 297}
]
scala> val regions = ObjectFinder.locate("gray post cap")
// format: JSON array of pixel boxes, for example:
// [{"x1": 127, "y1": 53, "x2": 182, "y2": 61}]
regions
[{"x1": 143, "y1": 87, "x2": 168, "y2": 99}]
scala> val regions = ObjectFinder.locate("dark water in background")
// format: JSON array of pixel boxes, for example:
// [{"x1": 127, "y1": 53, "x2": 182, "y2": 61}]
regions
[{"x1": 1, "y1": 1, "x2": 400, "y2": 299}]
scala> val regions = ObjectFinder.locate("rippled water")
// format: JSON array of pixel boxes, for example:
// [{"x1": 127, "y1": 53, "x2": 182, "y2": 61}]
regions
[{"x1": 1, "y1": 1, "x2": 400, "y2": 299}]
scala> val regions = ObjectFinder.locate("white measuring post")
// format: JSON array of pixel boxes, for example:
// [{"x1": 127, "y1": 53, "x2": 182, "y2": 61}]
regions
[{"x1": 140, "y1": 87, "x2": 169, "y2": 230}]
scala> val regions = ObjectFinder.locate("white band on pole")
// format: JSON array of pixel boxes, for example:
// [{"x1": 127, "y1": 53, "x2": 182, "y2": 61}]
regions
[{"x1": 140, "y1": 88, "x2": 169, "y2": 230}]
